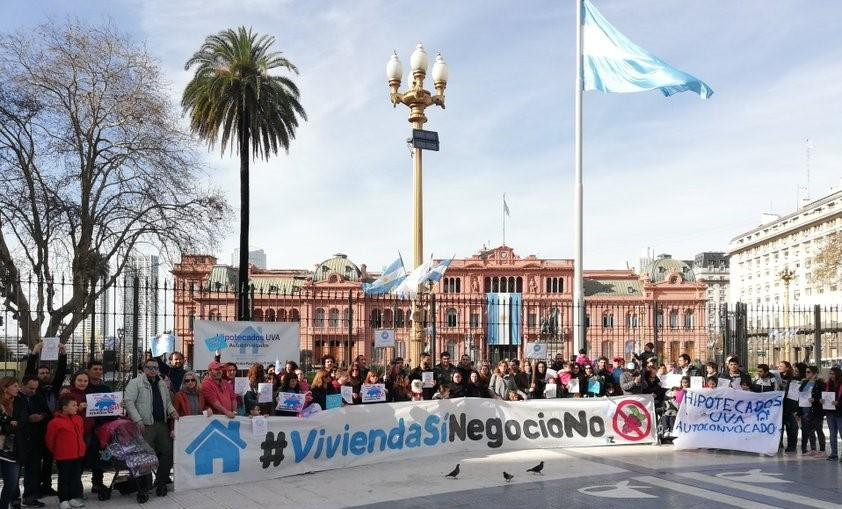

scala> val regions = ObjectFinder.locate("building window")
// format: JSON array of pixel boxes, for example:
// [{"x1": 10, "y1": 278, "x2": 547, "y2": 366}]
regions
[
  {"x1": 266, "y1": 309, "x2": 276, "y2": 322},
  {"x1": 329, "y1": 308, "x2": 340, "y2": 327},
  {"x1": 395, "y1": 309, "x2": 405, "y2": 328},
  {"x1": 189, "y1": 312, "x2": 195, "y2": 330},
  {"x1": 446, "y1": 308, "x2": 458, "y2": 328},
  {"x1": 383, "y1": 309, "x2": 393, "y2": 328},
  {"x1": 656, "y1": 310, "x2": 664, "y2": 329},
  {"x1": 314, "y1": 308, "x2": 325, "y2": 328},
  {"x1": 669, "y1": 310, "x2": 679, "y2": 329},
  {"x1": 683, "y1": 310, "x2": 694, "y2": 329},
  {"x1": 602, "y1": 313, "x2": 614, "y2": 328},
  {"x1": 626, "y1": 313, "x2": 639, "y2": 329},
  {"x1": 527, "y1": 313, "x2": 537, "y2": 328},
  {"x1": 545, "y1": 277, "x2": 564, "y2": 293},
  {"x1": 289, "y1": 309, "x2": 300, "y2": 322},
  {"x1": 370, "y1": 309, "x2": 382, "y2": 328},
  {"x1": 470, "y1": 313, "x2": 480, "y2": 328}
]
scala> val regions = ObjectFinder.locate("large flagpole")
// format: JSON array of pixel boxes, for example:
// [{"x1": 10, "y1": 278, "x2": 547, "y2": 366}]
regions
[{"x1": 572, "y1": 0, "x2": 585, "y2": 355}]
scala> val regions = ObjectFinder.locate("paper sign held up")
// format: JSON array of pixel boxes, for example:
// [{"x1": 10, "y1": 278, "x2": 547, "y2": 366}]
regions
[
  {"x1": 821, "y1": 392, "x2": 836, "y2": 411},
  {"x1": 41, "y1": 337, "x2": 60, "y2": 361},
  {"x1": 690, "y1": 376, "x2": 704, "y2": 390},
  {"x1": 276, "y1": 392, "x2": 305, "y2": 413},
  {"x1": 234, "y1": 377, "x2": 249, "y2": 396},
  {"x1": 258, "y1": 383, "x2": 273, "y2": 403},
  {"x1": 341, "y1": 386, "x2": 354, "y2": 404},
  {"x1": 326, "y1": 394, "x2": 343, "y2": 410}
]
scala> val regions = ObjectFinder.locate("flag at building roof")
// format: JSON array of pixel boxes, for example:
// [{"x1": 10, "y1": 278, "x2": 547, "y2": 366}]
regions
[
  {"x1": 503, "y1": 194, "x2": 510, "y2": 217},
  {"x1": 362, "y1": 255, "x2": 407, "y2": 295},
  {"x1": 582, "y1": 0, "x2": 713, "y2": 98}
]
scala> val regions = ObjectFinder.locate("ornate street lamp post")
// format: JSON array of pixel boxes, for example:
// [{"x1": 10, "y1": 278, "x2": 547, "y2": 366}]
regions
[
  {"x1": 780, "y1": 267, "x2": 795, "y2": 360},
  {"x1": 386, "y1": 44, "x2": 448, "y2": 367}
]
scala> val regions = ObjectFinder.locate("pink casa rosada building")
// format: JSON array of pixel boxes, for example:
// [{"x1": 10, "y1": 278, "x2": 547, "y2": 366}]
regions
[{"x1": 172, "y1": 246, "x2": 707, "y2": 368}]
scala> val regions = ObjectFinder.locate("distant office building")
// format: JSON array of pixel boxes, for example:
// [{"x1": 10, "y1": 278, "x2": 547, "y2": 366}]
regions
[
  {"x1": 691, "y1": 252, "x2": 729, "y2": 334},
  {"x1": 123, "y1": 254, "x2": 161, "y2": 344},
  {"x1": 232, "y1": 248, "x2": 267, "y2": 270}
]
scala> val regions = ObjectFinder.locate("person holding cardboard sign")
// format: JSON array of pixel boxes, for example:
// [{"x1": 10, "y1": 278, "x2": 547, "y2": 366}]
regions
[{"x1": 798, "y1": 366, "x2": 826, "y2": 458}]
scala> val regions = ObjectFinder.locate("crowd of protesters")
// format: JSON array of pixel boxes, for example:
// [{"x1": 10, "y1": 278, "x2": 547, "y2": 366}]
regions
[{"x1": 0, "y1": 341, "x2": 840, "y2": 508}]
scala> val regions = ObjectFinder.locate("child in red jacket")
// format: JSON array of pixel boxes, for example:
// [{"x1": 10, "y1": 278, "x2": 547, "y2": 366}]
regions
[{"x1": 45, "y1": 394, "x2": 86, "y2": 509}]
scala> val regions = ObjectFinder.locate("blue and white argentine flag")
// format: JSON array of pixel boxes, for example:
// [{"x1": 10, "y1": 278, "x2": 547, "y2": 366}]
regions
[
  {"x1": 486, "y1": 293, "x2": 522, "y2": 346},
  {"x1": 362, "y1": 256, "x2": 406, "y2": 295},
  {"x1": 427, "y1": 257, "x2": 453, "y2": 283},
  {"x1": 582, "y1": 0, "x2": 713, "y2": 99}
]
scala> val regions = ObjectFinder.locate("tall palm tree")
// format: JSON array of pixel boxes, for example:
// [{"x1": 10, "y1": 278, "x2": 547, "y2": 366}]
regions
[{"x1": 183, "y1": 27, "x2": 306, "y2": 320}]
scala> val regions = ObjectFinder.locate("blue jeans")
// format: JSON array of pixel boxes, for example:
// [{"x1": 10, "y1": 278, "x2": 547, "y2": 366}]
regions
[
  {"x1": 0, "y1": 460, "x2": 20, "y2": 509},
  {"x1": 829, "y1": 414, "x2": 842, "y2": 457}
]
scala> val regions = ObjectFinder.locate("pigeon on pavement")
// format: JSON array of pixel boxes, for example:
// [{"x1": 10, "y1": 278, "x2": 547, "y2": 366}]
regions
[
  {"x1": 526, "y1": 461, "x2": 544, "y2": 475},
  {"x1": 445, "y1": 464, "x2": 460, "y2": 479},
  {"x1": 503, "y1": 471, "x2": 514, "y2": 483}
]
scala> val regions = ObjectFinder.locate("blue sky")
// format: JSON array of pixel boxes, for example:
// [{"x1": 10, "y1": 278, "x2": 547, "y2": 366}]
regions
[{"x1": 4, "y1": 0, "x2": 842, "y2": 273}]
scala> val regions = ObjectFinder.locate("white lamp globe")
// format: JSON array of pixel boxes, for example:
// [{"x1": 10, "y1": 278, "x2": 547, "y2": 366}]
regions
[
  {"x1": 386, "y1": 52, "x2": 403, "y2": 81},
  {"x1": 410, "y1": 43, "x2": 428, "y2": 73},
  {"x1": 431, "y1": 53, "x2": 448, "y2": 83}
]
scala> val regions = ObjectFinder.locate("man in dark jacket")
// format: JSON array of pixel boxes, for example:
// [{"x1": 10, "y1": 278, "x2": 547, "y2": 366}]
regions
[
  {"x1": 751, "y1": 364, "x2": 779, "y2": 392},
  {"x1": 724, "y1": 358, "x2": 751, "y2": 389},
  {"x1": 434, "y1": 352, "x2": 457, "y2": 389},
  {"x1": 674, "y1": 354, "x2": 701, "y2": 377},
  {"x1": 155, "y1": 351, "x2": 187, "y2": 393},
  {"x1": 456, "y1": 354, "x2": 473, "y2": 386},
  {"x1": 408, "y1": 353, "x2": 436, "y2": 400},
  {"x1": 509, "y1": 359, "x2": 530, "y2": 392},
  {"x1": 635, "y1": 343, "x2": 656, "y2": 367},
  {"x1": 24, "y1": 341, "x2": 67, "y2": 496},
  {"x1": 20, "y1": 376, "x2": 47, "y2": 507}
]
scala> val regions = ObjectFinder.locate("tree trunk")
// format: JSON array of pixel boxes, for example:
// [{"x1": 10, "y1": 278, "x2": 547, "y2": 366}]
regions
[{"x1": 238, "y1": 109, "x2": 251, "y2": 321}]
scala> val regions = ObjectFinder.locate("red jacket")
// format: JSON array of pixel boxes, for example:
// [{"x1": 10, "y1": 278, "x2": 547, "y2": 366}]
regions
[
  {"x1": 201, "y1": 377, "x2": 236, "y2": 415},
  {"x1": 45, "y1": 414, "x2": 86, "y2": 461}
]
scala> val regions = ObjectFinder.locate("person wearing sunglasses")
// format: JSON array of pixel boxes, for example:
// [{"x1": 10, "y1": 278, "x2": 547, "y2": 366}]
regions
[
  {"x1": 173, "y1": 371, "x2": 206, "y2": 417},
  {"x1": 124, "y1": 360, "x2": 179, "y2": 496}
]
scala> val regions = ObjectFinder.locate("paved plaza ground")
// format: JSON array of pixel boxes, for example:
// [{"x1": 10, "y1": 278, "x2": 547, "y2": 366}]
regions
[{"x1": 48, "y1": 441, "x2": 842, "y2": 509}]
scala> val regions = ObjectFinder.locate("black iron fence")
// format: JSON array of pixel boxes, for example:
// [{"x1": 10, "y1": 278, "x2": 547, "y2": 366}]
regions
[{"x1": 2, "y1": 276, "x2": 841, "y2": 385}]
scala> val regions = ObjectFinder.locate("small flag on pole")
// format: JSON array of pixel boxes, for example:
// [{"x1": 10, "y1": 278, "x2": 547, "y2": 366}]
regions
[
  {"x1": 503, "y1": 194, "x2": 510, "y2": 217},
  {"x1": 582, "y1": 0, "x2": 713, "y2": 99}
]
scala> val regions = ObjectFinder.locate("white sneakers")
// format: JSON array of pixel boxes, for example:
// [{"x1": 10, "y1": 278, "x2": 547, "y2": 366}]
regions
[
  {"x1": 59, "y1": 503, "x2": 71, "y2": 509},
  {"x1": 69, "y1": 500, "x2": 85, "y2": 508}
]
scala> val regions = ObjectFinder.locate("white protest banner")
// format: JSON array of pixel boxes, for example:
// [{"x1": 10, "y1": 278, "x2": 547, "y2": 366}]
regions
[
  {"x1": 821, "y1": 392, "x2": 836, "y2": 411},
  {"x1": 525, "y1": 342, "x2": 548, "y2": 359},
  {"x1": 193, "y1": 320, "x2": 299, "y2": 370},
  {"x1": 258, "y1": 383, "x2": 273, "y2": 404},
  {"x1": 374, "y1": 330, "x2": 396, "y2": 348},
  {"x1": 175, "y1": 395, "x2": 657, "y2": 492},
  {"x1": 672, "y1": 388, "x2": 783, "y2": 455},
  {"x1": 361, "y1": 384, "x2": 386, "y2": 403},
  {"x1": 234, "y1": 377, "x2": 249, "y2": 396},
  {"x1": 341, "y1": 386, "x2": 354, "y2": 404},
  {"x1": 276, "y1": 392, "x2": 305, "y2": 413},
  {"x1": 421, "y1": 371, "x2": 434, "y2": 388},
  {"x1": 86, "y1": 392, "x2": 123, "y2": 417},
  {"x1": 690, "y1": 376, "x2": 704, "y2": 390},
  {"x1": 41, "y1": 337, "x2": 60, "y2": 361}
]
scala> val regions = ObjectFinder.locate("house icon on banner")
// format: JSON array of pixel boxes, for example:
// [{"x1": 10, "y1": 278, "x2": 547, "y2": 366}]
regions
[
  {"x1": 237, "y1": 326, "x2": 263, "y2": 355},
  {"x1": 185, "y1": 420, "x2": 247, "y2": 476}
]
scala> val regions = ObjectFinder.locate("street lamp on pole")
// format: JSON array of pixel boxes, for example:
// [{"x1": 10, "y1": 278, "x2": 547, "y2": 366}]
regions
[
  {"x1": 779, "y1": 266, "x2": 794, "y2": 360},
  {"x1": 386, "y1": 44, "x2": 448, "y2": 368}
]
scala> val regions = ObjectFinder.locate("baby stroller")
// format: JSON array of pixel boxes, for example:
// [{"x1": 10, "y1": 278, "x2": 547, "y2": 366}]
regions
[{"x1": 94, "y1": 418, "x2": 158, "y2": 503}]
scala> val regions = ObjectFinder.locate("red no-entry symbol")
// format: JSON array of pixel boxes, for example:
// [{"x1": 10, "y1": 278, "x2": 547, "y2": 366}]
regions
[{"x1": 612, "y1": 400, "x2": 652, "y2": 442}]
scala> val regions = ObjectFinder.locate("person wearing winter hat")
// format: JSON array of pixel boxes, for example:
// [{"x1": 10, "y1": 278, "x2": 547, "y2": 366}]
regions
[{"x1": 410, "y1": 380, "x2": 424, "y2": 401}]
